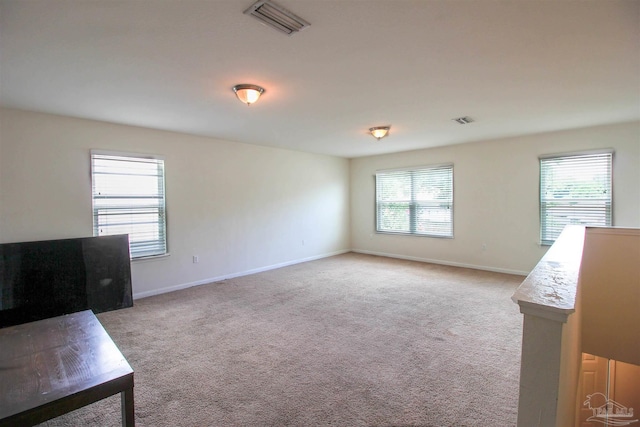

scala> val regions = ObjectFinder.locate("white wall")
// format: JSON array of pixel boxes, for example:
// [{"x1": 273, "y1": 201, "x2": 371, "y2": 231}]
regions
[
  {"x1": 1, "y1": 109, "x2": 637, "y2": 292},
  {"x1": 0, "y1": 108, "x2": 350, "y2": 297},
  {"x1": 351, "y1": 121, "x2": 640, "y2": 274},
  {"x1": 580, "y1": 227, "x2": 640, "y2": 366}
]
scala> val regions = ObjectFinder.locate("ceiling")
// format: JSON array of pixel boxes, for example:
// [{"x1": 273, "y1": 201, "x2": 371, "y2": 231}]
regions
[{"x1": 1, "y1": 0, "x2": 638, "y2": 158}]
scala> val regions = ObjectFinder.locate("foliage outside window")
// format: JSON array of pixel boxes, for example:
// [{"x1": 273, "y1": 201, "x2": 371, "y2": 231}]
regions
[
  {"x1": 91, "y1": 151, "x2": 167, "y2": 258},
  {"x1": 540, "y1": 151, "x2": 612, "y2": 245},
  {"x1": 376, "y1": 165, "x2": 453, "y2": 237}
]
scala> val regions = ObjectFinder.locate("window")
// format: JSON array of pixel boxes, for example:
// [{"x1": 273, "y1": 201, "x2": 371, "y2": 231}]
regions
[
  {"x1": 91, "y1": 151, "x2": 167, "y2": 258},
  {"x1": 376, "y1": 164, "x2": 453, "y2": 237},
  {"x1": 540, "y1": 151, "x2": 612, "y2": 245}
]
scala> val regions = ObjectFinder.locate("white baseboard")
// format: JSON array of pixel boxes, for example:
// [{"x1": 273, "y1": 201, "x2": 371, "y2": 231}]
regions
[
  {"x1": 133, "y1": 249, "x2": 350, "y2": 300},
  {"x1": 351, "y1": 249, "x2": 529, "y2": 276}
]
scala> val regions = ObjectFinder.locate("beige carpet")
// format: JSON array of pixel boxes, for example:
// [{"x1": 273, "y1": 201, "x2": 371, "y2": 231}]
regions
[{"x1": 40, "y1": 253, "x2": 524, "y2": 427}]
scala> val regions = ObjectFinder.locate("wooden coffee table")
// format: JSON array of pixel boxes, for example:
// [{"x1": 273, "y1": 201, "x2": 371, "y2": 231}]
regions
[{"x1": 0, "y1": 310, "x2": 134, "y2": 426}]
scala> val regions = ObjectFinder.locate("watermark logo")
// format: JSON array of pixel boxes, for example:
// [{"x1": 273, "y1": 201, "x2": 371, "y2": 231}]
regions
[{"x1": 584, "y1": 392, "x2": 638, "y2": 426}]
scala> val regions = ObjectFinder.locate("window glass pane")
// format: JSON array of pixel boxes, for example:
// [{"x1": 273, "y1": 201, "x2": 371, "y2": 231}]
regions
[
  {"x1": 377, "y1": 172, "x2": 412, "y2": 201},
  {"x1": 540, "y1": 152, "x2": 612, "y2": 244},
  {"x1": 91, "y1": 152, "x2": 167, "y2": 258},
  {"x1": 378, "y1": 202, "x2": 411, "y2": 232},
  {"x1": 415, "y1": 205, "x2": 452, "y2": 236},
  {"x1": 376, "y1": 165, "x2": 453, "y2": 237},
  {"x1": 414, "y1": 167, "x2": 452, "y2": 202}
]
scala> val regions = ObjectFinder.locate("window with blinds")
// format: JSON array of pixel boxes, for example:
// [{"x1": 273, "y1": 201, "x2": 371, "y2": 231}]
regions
[
  {"x1": 540, "y1": 151, "x2": 612, "y2": 245},
  {"x1": 376, "y1": 164, "x2": 453, "y2": 237},
  {"x1": 91, "y1": 151, "x2": 167, "y2": 258}
]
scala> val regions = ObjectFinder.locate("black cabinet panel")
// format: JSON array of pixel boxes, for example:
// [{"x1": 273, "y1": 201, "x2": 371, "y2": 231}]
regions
[{"x1": 0, "y1": 235, "x2": 132, "y2": 327}]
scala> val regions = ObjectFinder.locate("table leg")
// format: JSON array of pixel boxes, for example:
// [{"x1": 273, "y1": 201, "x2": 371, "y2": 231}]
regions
[{"x1": 121, "y1": 387, "x2": 135, "y2": 427}]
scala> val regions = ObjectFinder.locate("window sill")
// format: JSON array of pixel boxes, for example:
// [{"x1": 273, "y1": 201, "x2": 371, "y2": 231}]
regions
[
  {"x1": 376, "y1": 231, "x2": 454, "y2": 239},
  {"x1": 132, "y1": 253, "x2": 171, "y2": 263}
]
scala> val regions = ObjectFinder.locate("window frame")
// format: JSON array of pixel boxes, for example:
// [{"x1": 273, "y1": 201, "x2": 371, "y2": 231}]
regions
[
  {"x1": 375, "y1": 164, "x2": 454, "y2": 238},
  {"x1": 539, "y1": 150, "x2": 613, "y2": 246},
  {"x1": 91, "y1": 150, "x2": 168, "y2": 259}
]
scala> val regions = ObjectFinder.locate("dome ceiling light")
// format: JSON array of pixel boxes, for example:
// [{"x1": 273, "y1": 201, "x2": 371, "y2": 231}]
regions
[
  {"x1": 369, "y1": 126, "x2": 391, "y2": 141},
  {"x1": 232, "y1": 84, "x2": 265, "y2": 106}
]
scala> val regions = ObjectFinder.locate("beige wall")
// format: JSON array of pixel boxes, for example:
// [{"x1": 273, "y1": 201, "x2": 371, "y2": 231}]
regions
[
  {"x1": 1, "y1": 108, "x2": 638, "y2": 296},
  {"x1": 580, "y1": 227, "x2": 640, "y2": 366},
  {"x1": 350, "y1": 121, "x2": 640, "y2": 274},
  {"x1": 0, "y1": 108, "x2": 351, "y2": 297}
]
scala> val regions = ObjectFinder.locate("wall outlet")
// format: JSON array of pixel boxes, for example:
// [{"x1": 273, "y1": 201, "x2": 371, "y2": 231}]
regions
[
  {"x1": 481, "y1": 243, "x2": 487, "y2": 252},
  {"x1": 193, "y1": 255, "x2": 199, "y2": 263}
]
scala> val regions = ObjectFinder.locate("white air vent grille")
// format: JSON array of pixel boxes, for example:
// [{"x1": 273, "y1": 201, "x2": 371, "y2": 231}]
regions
[
  {"x1": 244, "y1": 0, "x2": 311, "y2": 35},
  {"x1": 452, "y1": 116, "x2": 474, "y2": 125}
]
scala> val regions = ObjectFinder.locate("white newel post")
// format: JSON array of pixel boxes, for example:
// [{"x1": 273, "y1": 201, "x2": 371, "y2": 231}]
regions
[{"x1": 512, "y1": 226, "x2": 585, "y2": 427}]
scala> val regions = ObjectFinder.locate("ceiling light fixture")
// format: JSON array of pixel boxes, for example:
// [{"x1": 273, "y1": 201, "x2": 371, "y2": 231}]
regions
[
  {"x1": 232, "y1": 84, "x2": 265, "y2": 106},
  {"x1": 369, "y1": 126, "x2": 391, "y2": 141}
]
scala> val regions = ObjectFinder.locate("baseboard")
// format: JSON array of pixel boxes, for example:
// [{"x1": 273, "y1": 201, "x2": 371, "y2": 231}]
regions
[
  {"x1": 351, "y1": 249, "x2": 529, "y2": 276},
  {"x1": 133, "y1": 248, "x2": 527, "y2": 299},
  {"x1": 133, "y1": 249, "x2": 350, "y2": 299}
]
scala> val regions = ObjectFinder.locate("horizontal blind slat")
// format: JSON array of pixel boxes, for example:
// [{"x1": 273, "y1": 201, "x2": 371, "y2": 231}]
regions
[
  {"x1": 91, "y1": 152, "x2": 167, "y2": 258},
  {"x1": 540, "y1": 152, "x2": 612, "y2": 243},
  {"x1": 376, "y1": 165, "x2": 453, "y2": 237}
]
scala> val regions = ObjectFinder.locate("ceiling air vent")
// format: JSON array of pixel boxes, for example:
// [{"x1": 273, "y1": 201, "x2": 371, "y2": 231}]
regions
[
  {"x1": 243, "y1": 0, "x2": 311, "y2": 35},
  {"x1": 452, "y1": 116, "x2": 474, "y2": 125}
]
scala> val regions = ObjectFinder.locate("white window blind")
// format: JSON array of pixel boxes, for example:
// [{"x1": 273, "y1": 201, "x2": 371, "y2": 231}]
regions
[
  {"x1": 91, "y1": 151, "x2": 167, "y2": 258},
  {"x1": 376, "y1": 165, "x2": 453, "y2": 237},
  {"x1": 540, "y1": 151, "x2": 612, "y2": 245}
]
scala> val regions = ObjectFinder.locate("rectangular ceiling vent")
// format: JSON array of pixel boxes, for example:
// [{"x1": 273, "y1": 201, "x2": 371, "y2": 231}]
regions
[
  {"x1": 452, "y1": 116, "x2": 474, "y2": 125},
  {"x1": 243, "y1": 0, "x2": 311, "y2": 36}
]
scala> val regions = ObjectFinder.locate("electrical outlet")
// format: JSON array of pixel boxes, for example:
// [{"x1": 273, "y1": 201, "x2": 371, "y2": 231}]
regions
[
  {"x1": 481, "y1": 243, "x2": 487, "y2": 252},
  {"x1": 193, "y1": 255, "x2": 199, "y2": 263}
]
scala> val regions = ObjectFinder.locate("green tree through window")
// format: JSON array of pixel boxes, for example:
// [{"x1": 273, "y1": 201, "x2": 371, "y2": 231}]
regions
[
  {"x1": 540, "y1": 152, "x2": 612, "y2": 244},
  {"x1": 376, "y1": 165, "x2": 453, "y2": 237}
]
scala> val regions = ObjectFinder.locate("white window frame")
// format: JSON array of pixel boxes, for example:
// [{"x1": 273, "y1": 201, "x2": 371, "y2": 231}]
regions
[
  {"x1": 375, "y1": 164, "x2": 454, "y2": 238},
  {"x1": 539, "y1": 150, "x2": 613, "y2": 245},
  {"x1": 91, "y1": 150, "x2": 167, "y2": 259}
]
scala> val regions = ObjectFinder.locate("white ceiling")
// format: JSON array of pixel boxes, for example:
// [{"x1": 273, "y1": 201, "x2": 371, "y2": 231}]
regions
[{"x1": 1, "y1": 0, "x2": 638, "y2": 158}]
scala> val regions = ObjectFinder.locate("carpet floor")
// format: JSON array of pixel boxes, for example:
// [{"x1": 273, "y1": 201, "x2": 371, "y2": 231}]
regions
[{"x1": 40, "y1": 253, "x2": 524, "y2": 426}]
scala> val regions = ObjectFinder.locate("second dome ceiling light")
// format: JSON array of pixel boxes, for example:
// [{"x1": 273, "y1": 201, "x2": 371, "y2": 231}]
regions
[{"x1": 231, "y1": 84, "x2": 392, "y2": 142}]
